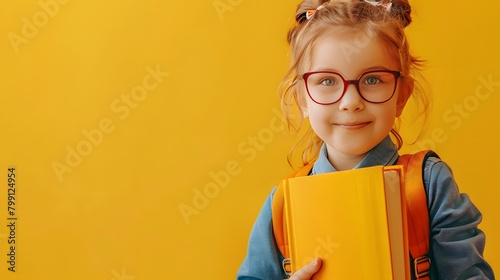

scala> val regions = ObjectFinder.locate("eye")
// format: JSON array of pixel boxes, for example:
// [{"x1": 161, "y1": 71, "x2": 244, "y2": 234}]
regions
[
  {"x1": 320, "y1": 78, "x2": 337, "y2": 86},
  {"x1": 364, "y1": 76, "x2": 381, "y2": 85}
]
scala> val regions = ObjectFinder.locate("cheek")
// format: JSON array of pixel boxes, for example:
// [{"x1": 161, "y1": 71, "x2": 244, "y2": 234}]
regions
[
  {"x1": 377, "y1": 102, "x2": 399, "y2": 126},
  {"x1": 306, "y1": 102, "x2": 336, "y2": 128}
]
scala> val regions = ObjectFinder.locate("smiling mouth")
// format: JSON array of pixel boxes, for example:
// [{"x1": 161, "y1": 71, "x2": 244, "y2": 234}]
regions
[{"x1": 334, "y1": 122, "x2": 371, "y2": 129}]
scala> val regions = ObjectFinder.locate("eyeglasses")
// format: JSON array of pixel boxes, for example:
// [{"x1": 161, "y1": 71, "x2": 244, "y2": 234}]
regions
[{"x1": 302, "y1": 70, "x2": 401, "y2": 105}]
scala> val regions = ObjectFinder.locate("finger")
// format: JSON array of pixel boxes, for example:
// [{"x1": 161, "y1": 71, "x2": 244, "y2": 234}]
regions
[{"x1": 290, "y1": 258, "x2": 322, "y2": 280}]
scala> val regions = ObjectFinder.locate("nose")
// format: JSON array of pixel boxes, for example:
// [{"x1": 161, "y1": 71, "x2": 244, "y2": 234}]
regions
[{"x1": 338, "y1": 83, "x2": 365, "y2": 111}]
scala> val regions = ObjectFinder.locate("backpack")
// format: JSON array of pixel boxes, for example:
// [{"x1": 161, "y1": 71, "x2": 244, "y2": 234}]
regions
[{"x1": 272, "y1": 150, "x2": 436, "y2": 279}]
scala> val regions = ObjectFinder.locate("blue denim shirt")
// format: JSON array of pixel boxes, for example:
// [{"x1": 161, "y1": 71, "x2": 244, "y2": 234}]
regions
[{"x1": 237, "y1": 136, "x2": 495, "y2": 280}]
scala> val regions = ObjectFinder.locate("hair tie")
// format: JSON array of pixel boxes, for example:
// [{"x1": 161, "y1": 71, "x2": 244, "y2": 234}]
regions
[
  {"x1": 304, "y1": 1, "x2": 331, "y2": 20},
  {"x1": 363, "y1": 0, "x2": 393, "y2": 11}
]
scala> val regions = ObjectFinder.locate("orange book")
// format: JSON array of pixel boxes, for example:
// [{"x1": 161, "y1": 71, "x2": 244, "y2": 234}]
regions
[{"x1": 283, "y1": 165, "x2": 410, "y2": 279}]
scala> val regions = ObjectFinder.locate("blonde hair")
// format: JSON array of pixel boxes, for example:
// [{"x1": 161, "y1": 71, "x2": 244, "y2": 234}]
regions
[{"x1": 279, "y1": 0, "x2": 429, "y2": 167}]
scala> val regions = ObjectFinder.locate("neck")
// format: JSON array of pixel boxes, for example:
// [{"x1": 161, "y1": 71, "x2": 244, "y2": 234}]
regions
[{"x1": 326, "y1": 150, "x2": 367, "y2": 171}]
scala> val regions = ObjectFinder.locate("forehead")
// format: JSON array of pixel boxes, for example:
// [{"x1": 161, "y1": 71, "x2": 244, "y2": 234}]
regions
[{"x1": 307, "y1": 29, "x2": 400, "y2": 76}]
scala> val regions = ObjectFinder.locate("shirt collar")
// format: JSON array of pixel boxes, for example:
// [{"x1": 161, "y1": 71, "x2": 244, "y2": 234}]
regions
[{"x1": 311, "y1": 135, "x2": 399, "y2": 175}]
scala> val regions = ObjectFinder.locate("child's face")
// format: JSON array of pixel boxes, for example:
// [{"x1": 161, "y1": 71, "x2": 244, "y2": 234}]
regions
[{"x1": 302, "y1": 30, "x2": 406, "y2": 169}]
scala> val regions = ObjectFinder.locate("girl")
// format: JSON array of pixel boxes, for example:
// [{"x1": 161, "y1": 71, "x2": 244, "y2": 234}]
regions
[{"x1": 237, "y1": 0, "x2": 495, "y2": 279}]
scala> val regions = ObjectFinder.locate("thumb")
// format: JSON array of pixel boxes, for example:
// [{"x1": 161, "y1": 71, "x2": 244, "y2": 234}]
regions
[{"x1": 290, "y1": 258, "x2": 322, "y2": 280}]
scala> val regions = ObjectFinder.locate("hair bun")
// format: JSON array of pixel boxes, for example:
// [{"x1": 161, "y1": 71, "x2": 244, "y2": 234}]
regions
[{"x1": 391, "y1": 0, "x2": 412, "y2": 27}]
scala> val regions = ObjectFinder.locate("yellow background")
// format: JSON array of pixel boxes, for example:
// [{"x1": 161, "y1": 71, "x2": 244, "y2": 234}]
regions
[{"x1": 0, "y1": 0, "x2": 498, "y2": 279}]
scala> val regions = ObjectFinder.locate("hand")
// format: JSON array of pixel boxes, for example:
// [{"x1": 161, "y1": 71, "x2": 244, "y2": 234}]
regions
[{"x1": 289, "y1": 258, "x2": 322, "y2": 280}]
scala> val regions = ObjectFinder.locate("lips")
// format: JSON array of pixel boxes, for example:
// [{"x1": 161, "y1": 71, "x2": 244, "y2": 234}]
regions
[{"x1": 334, "y1": 121, "x2": 371, "y2": 129}]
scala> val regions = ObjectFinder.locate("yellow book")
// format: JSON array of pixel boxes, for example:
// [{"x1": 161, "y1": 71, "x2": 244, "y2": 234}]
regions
[{"x1": 283, "y1": 165, "x2": 410, "y2": 279}]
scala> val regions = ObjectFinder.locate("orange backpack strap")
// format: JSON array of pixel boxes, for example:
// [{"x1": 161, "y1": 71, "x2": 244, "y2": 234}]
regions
[
  {"x1": 398, "y1": 150, "x2": 437, "y2": 280},
  {"x1": 272, "y1": 162, "x2": 315, "y2": 260}
]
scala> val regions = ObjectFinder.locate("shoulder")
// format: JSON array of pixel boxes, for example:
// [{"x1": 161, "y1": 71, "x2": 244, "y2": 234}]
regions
[
  {"x1": 256, "y1": 186, "x2": 278, "y2": 219},
  {"x1": 270, "y1": 185, "x2": 278, "y2": 199},
  {"x1": 420, "y1": 153, "x2": 480, "y2": 221},
  {"x1": 423, "y1": 153, "x2": 447, "y2": 169},
  {"x1": 422, "y1": 154, "x2": 456, "y2": 190}
]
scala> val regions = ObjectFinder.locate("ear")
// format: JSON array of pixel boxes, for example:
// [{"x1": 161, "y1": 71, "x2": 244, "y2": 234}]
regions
[
  {"x1": 396, "y1": 78, "x2": 413, "y2": 117},
  {"x1": 297, "y1": 85, "x2": 309, "y2": 118},
  {"x1": 301, "y1": 106, "x2": 309, "y2": 118}
]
